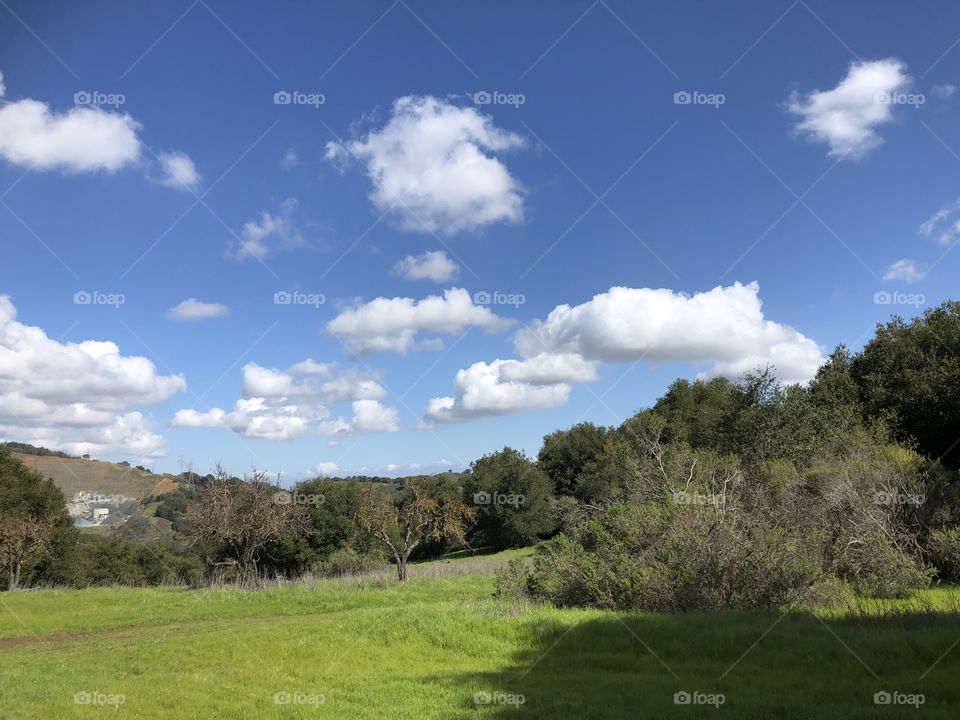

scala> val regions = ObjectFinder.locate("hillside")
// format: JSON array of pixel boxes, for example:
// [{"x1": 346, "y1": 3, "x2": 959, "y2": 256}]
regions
[{"x1": 13, "y1": 453, "x2": 179, "y2": 500}]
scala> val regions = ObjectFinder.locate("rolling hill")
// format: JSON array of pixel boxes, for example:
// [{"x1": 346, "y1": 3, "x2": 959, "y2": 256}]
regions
[{"x1": 12, "y1": 452, "x2": 179, "y2": 500}]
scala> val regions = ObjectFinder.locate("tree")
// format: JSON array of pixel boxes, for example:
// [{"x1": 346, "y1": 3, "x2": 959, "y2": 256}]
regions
[
  {"x1": 356, "y1": 479, "x2": 474, "y2": 581},
  {"x1": 0, "y1": 449, "x2": 73, "y2": 590},
  {"x1": 464, "y1": 448, "x2": 555, "y2": 549},
  {"x1": 0, "y1": 515, "x2": 57, "y2": 590},
  {"x1": 537, "y1": 423, "x2": 610, "y2": 495},
  {"x1": 294, "y1": 478, "x2": 366, "y2": 558},
  {"x1": 851, "y1": 302, "x2": 960, "y2": 466},
  {"x1": 652, "y1": 377, "x2": 739, "y2": 452},
  {"x1": 186, "y1": 465, "x2": 310, "y2": 584}
]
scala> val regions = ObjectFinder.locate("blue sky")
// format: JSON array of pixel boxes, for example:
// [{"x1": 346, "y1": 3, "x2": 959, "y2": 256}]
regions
[{"x1": 1, "y1": 0, "x2": 959, "y2": 481}]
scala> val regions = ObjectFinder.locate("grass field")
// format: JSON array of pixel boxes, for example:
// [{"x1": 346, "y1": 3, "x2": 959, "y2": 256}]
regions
[{"x1": 1, "y1": 549, "x2": 959, "y2": 719}]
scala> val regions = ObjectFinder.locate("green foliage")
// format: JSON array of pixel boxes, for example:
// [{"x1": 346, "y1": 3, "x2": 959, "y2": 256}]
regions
[
  {"x1": 0, "y1": 442, "x2": 73, "y2": 458},
  {"x1": 520, "y1": 502, "x2": 829, "y2": 612},
  {"x1": 653, "y1": 376, "x2": 738, "y2": 450},
  {"x1": 0, "y1": 449, "x2": 77, "y2": 589},
  {"x1": 463, "y1": 448, "x2": 555, "y2": 549},
  {"x1": 70, "y1": 533, "x2": 205, "y2": 587},
  {"x1": 537, "y1": 422, "x2": 609, "y2": 495},
  {"x1": 851, "y1": 301, "x2": 960, "y2": 466},
  {"x1": 928, "y1": 528, "x2": 960, "y2": 583}
]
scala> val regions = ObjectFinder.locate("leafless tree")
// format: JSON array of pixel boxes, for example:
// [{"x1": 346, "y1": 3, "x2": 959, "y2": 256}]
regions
[
  {"x1": 0, "y1": 515, "x2": 57, "y2": 590},
  {"x1": 186, "y1": 465, "x2": 310, "y2": 585},
  {"x1": 356, "y1": 480, "x2": 474, "y2": 581}
]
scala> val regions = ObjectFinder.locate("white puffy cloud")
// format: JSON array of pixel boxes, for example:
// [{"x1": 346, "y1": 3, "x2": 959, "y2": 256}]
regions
[
  {"x1": 156, "y1": 151, "x2": 201, "y2": 191},
  {"x1": 171, "y1": 359, "x2": 396, "y2": 440},
  {"x1": 318, "y1": 399, "x2": 401, "y2": 436},
  {"x1": 425, "y1": 359, "x2": 572, "y2": 423},
  {"x1": 0, "y1": 295, "x2": 185, "y2": 457},
  {"x1": 226, "y1": 198, "x2": 305, "y2": 260},
  {"x1": 327, "y1": 287, "x2": 513, "y2": 355},
  {"x1": 787, "y1": 58, "x2": 910, "y2": 159},
  {"x1": 0, "y1": 98, "x2": 142, "y2": 173},
  {"x1": 882, "y1": 258, "x2": 926, "y2": 283},
  {"x1": 393, "y1": 250, "x2": 460, "y2": 282},
  {"x1": 497, "y1": 353, "x2": 599, "y2": 385},
  {"x1": 166, "y1": 298, "x2": 229, "y2": 322},
  {"x1": 351, "y1": 399, "x2": 400, "y2": 432},
  {"x1": 919, "y1": 199, "x2": 960, "y2": 245},
  {"x1": 427, "y1": 282, "x2": 824, "y2": 423},
  {"x1": 515, "y1": 283, "x2": 823, "y2": 384},
  {"x1": 315, "y1": 461, "x2": 340, "y2": 476},
  {"x1": 326, "y1": 95, "x2": 525, "y2": 234},
  {"x1": 0, "y1": 71, "x2": 196, "y2": 184},
  {"x1": 171, "y1": 400, "x2": 311, "y2": 442}
]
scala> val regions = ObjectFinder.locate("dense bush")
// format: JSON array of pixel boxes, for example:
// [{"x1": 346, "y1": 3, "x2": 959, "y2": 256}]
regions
[
  {"x1": 501, "y1": 420, "x2": 941, "y2": 610},
  {"x1": 928, "y1": 528, "x2": 960, "y2": 582},
  {"x1": 517, "y1": 504, "x2": 828, "y2": 611}
]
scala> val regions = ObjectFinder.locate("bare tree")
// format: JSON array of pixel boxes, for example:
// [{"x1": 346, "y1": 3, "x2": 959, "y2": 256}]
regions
[
  {"x1": 356, "y1": 480, "x2": 474, "y2": 581},
  {"x1": 0, "y1": 515, "x2": 57, "y2": 590},
  {"x1": 186, "y1": 465, "x2": 309, "y2": 585}
]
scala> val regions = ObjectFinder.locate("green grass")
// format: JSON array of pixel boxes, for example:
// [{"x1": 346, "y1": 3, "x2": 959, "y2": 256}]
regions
[{"x1": 1, "y1": 550, "x2": 959, "y2": 719}]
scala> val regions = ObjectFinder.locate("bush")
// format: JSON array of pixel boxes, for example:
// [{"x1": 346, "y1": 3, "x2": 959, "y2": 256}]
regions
[
  {"x1": 928, "y1": 528, "x2": 960, "y2": 582},
  {"x1": 493, "y1": 558, "x2": 531, "y2": 600},
  {"x1": 315, "y1": 547, "x2": 386, "y2": 577},
  {"x1": 523, "y1": 503, "x2": 829, "y2": 612},
  {"x1": 834, "y1": 531, "x2": 933, "y2": 599}
]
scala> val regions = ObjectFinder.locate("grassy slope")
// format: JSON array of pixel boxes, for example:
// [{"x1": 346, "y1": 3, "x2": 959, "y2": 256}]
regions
[
  {"x1": 13, "y1": 453, "x2": 178, "y2": 500},
  {"x1": 1, "y1": 550, "x2": 959, "y2": 719}
]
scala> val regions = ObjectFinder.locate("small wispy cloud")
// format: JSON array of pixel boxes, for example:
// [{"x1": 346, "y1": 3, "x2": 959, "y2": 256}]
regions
[
  {"x1": 166, "y1": 298, "x2": 230, "y2": 321},
  {"x1": 882, "y1": 258, "x2": 926, "y2": 283}
]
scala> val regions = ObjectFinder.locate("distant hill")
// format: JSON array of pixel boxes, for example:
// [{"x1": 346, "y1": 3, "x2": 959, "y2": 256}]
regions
[{"x1": 12, "y1": 453, "x2": 180, "y2": 500}]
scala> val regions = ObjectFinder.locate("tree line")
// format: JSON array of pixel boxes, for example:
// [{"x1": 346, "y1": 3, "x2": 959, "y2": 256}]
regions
[{"x1": 2, "y1": 302, "x2": 960, "y2": 607}]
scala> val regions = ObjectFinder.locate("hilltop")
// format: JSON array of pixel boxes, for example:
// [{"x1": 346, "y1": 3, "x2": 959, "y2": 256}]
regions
[{"x1": 3, "y1": 443, "x2": 179, "y2": 500}]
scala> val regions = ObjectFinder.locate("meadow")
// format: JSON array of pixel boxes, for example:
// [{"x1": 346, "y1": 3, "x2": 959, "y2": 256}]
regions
[{"x1": 1, "y1": 549, "x2": 959, "y2": 719}]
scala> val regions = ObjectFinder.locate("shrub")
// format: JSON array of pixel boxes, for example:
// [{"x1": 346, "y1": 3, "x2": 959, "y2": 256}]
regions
[
  {"x1": 493, "y1": 558, "x2": 531, "y2": 600},
  {"x1": 315, "y1": 547, "x2": 386, "y2": 577},
  {"x1": 523, "y1": 503, "x2": 828, "y2": 612},
  {"x1": 928, "y1": 528, "x2": 960, "y2": 582},
  {"x1": 835, "y1": 532, "x2": 933, "y2": 598}
]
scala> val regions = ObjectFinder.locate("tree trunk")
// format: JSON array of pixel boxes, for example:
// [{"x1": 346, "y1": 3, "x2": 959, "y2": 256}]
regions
[
  {"x1": 8, "y1": 557, "x2": 21, "y2": 591},
  {"x1": 396, "y1": 557, "x2": 407, "y2": 581}
]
